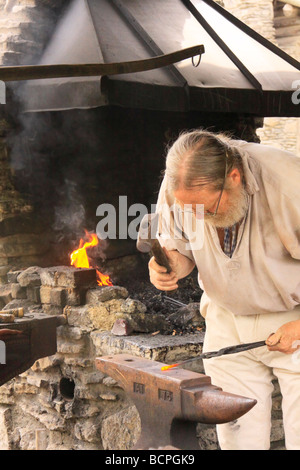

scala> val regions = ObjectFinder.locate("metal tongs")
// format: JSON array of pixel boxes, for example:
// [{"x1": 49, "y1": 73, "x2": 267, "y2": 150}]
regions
[{"x1": 161, "y1": 340, "x2": 267, "y2": 370}]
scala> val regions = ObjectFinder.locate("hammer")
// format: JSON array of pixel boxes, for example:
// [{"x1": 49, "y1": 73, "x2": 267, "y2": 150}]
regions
[{"x1": 137, "y1": 213, "x2": 172, "y2": 273}]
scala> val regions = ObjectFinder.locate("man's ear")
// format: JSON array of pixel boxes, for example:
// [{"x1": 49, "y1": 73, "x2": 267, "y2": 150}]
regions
[{"x1": 227, "y1": 168, "x2": 242, "y2": 187}]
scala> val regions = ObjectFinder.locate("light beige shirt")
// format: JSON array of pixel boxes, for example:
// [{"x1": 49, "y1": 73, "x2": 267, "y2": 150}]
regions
[{"x1": 156, "y1": 141, "x2": 300, "y2": 316}]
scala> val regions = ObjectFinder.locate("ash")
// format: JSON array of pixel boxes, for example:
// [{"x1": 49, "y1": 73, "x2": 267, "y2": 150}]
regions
[{"x1": 123, "y1": 269, "x2": 204, "y2": 335}]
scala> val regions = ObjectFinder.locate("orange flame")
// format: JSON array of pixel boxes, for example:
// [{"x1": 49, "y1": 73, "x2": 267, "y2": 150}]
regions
[{"x1": 70, "y1": 232, "x2": 113, "y2": 287}]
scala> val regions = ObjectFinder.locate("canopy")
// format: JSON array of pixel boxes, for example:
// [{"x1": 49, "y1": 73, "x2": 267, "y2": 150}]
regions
[{"x1": 20, "y1": 0, "x2": 300, "y2": 116}]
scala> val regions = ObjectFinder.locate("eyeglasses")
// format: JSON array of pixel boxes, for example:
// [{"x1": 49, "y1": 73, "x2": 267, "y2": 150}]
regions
[{"x1": 176, "y1": 153, "x2": 228, "y2": 218}]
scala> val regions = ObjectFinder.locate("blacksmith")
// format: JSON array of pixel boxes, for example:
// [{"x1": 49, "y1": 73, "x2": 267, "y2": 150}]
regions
[{"x1": 149, "y1": 129, "x2": 300, "y2": 450}]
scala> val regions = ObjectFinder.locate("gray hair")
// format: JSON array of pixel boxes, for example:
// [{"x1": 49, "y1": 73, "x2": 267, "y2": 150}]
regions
[{"x1": 165, "y1": 129, "x2": 243, "y2": 192}]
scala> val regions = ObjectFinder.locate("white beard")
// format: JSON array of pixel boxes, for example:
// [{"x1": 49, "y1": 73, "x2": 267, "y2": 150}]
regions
[{"x1": 205, "y1": 186, "x2": 249, "y2": 228}]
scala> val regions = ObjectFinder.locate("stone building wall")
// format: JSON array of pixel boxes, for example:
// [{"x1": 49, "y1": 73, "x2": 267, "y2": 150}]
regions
[
  {"x1": 224, "y1": 0, "x2": 300, "y2": 154},
  {"x1": 0, "y1": 0, "x2": 69, "y2": 65}
]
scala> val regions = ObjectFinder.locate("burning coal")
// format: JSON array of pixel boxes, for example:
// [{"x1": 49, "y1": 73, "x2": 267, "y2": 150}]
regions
[{"x1": 70, "y1": 231, "x2": 112, "y2": 286}]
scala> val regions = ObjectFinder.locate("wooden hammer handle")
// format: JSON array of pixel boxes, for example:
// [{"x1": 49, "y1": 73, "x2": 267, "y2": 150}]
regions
[{"x1": 151, "y1": 239, "x2": 172, "y2": 274}]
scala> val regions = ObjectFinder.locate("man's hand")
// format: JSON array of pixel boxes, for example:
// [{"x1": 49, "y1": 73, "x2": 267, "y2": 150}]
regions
[
  {"x1": 266, "y1": 319, "x2": 300, "y2": 354},
  {"x1": 148, "y1": 248, "x2": 195, "y2": 291}
]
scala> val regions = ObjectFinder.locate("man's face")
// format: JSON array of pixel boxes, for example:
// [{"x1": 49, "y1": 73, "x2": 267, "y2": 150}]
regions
[{"x1": 173, "y1": 171, "x2": 248, "y2": 228}]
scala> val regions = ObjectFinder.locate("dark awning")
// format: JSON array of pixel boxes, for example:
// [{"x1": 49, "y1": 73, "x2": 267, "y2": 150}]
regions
[{"x1": 19, "y1": 0, "x2": 300, "y2": 116}]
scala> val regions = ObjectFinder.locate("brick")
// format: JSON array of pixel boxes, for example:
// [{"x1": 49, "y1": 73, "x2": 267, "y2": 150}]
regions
[
  {"x1": 40, "y1": 266, "x2": 97, "y2": 289},
  {"x1": 40, "y1": 286, "x2": 66, "y2": 307},
  {"x1": 17, "y1": 266, "x2": 42, "y2": 287},
  {"x1": 42, "y1": 304, "x2": 63, "y2": 316},
  {"x1": 26, "y1": 286, "x2": 41, "y2": 303},
  {"x1": 0, "y1": 284, "x2": 12, "y2": 305},
  {"x1": 7, "y1": 270, "x2": 22, "y2": 283},
  {"x1": 0, "y1": 234, "x2": 49, "y2": 257},
  {"x1": 86, "y1": 286, "x2": 128, "y2": 304},
  {"x1": 65, "y1": 288, "x2": 85, "y2": 306},
  {"x1": 11, "y1": 282, "x2": 27, "y2": 299}
]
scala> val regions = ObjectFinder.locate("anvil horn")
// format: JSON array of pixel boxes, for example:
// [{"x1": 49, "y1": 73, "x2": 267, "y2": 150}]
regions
[{"x1": 181, "y1": 387, "x2": 256, "y2": 424}]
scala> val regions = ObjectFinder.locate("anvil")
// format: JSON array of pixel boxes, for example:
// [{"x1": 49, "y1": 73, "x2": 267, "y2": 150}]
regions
[
  {"x1": 95, "y1": 354, "x2": 256, "y2": 450},
  {"x1": 0, "y1": 313, "x2": 66, "y2": 387}
]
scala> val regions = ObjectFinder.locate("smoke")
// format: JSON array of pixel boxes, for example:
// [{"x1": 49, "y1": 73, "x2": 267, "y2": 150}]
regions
[{"x1": 52, "y1": 178, "x2": 86, "y2": 241}]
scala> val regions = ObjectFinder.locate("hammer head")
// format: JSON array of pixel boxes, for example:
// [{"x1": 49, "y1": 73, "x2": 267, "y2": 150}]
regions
[{"x1": 136, "y1": 213, "x2": 159, "y2": 253}]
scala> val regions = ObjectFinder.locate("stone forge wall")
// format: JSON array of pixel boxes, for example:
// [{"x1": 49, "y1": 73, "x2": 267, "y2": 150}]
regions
[
  {"x1": 0, "y1": 265, "x2": 207, "y2": 450},
  {"x1": 0, "y1": 265, "x2": 285, "y2": 450},
  {"x1": 0, "y1": 266, "x2": 143, "y2": 450},
  {"x1": 0, "y1": 119, "x2": 53, "y2": 284}
]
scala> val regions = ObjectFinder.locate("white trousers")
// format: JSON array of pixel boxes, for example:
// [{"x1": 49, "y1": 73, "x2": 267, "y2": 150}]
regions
[{"x1": 200, "y1": 294, "x2": 300, "y2": 450}]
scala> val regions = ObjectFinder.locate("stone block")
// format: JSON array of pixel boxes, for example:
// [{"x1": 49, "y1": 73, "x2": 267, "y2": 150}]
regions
[
  {"x1": 40, "y1": 286, "x2": 66, "y2": 306},
  {"x1": 40, "y1": 266, "x2": 97, "y2": 289},
  {"x1": 91, "y1": 331, "x2": 205, "y2": 367},
  {"x1": 11, "y1": 282, "x2": 27, "y2": 299},
  {"x1": 57, "y1": 325, "x2": 84, "y2": 341},
  {"x1": 75, "y1": 369, "x2": 105, "y2": 385},
  {"x1": 99, "y1": 392, "x2": 118, "y2": 401},
  {"x1": 114, "y1": 312, "x2": 170, "y2": 334},
  {"x1": 42, "y1": 304, "x2": 63, "y2": 316},
  {"x1": 65, "y1": 299, "x2": 126, "y2": 331},
  {"x1": 26, "y1": 286, "x2": 41, "y2": 303},
  {"x1": 0, "y1": 284, "x2": 12, "y2": 305},
  {"x1": 65, "y1": 288, "x2": 85, "y2": 306},
  {"x1": 0, "y1": 406, "x2": 11, "y2": 450},
  {"x1": 87, "y1": 299, "x2": 126, "y2": 331},
  {"x1": 17, "y1": 266, "x2": 43, "y2": 287},
  {"x1": 57, "y1": 340, "x2": 85, "y2": 355},
  {"x1": 74, "y1": 417, "x2": 102, "y2": 443},
  {"x1": 64, "y1": 305, "x2": 94, "y2": 331},
  {"x1": 102, "y1": 376, "x2": 118, "y2": 387},
  {"x1": 0, "y1": 234, "x2": 49, "y2": 257},
  {"x1": 101, "y1": 405, "x2": 140, "y2": 450},
  {"x1": 86, "y1": 286, "x2": 128, "y2": 304},
  {"x1": 120, "y1": 298, "x2": 147, "y2": 315},
  {"x1": 31, "y1": 355, "x2": 62, "y2": 372}
]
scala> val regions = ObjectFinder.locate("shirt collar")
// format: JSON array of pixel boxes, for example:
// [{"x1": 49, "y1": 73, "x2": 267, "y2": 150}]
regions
[{"x1": 236, "y1": 144, "x2": 260, "y2": 196}]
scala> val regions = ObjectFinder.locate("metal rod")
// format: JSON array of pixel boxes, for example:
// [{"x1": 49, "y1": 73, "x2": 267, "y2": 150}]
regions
[
  {"x1": 163, "y1": 296, "x2": 187, "y2": 307},
  {"x1": 202, "y1": 0, "x2": 300, "y2": 71},
  {"x1": 181, "y1": 0, "x2": 263, "y2": 91},
  {"x1": 0, "y1": 45, "x2": 204, "y2": 82},
  {"x1": 162, "y1": 340, "x2": 267, "y2": 370}
]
